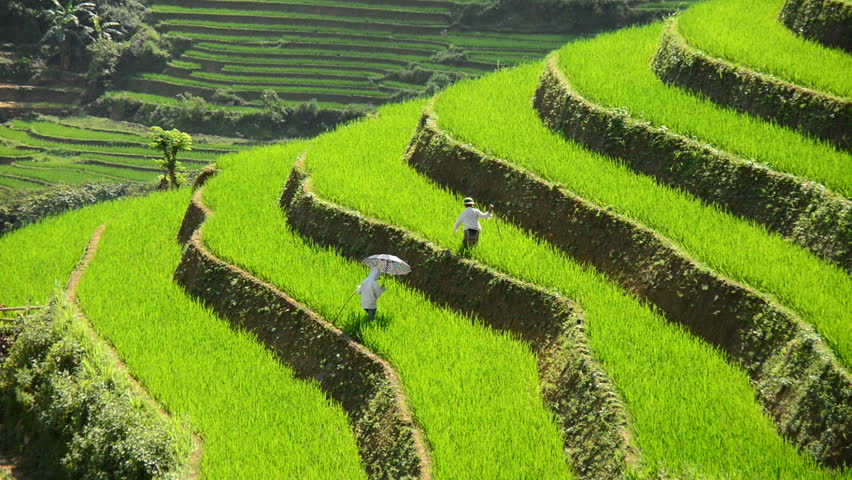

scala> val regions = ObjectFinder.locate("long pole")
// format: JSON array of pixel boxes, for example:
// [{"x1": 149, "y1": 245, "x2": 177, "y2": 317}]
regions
[
  {"x1": 332, "y1": 291, "x2": 357, "y2": 323},
  {"x1": 490, "y1": 204, "x2": 503, "y2": 240}
]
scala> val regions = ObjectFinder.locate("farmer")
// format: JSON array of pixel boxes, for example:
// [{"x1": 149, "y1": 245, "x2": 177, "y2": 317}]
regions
[
  {"x1": 357, "y1": 268, "x2": 385, "y2": 320},
  {"x1": 453, "y1": 197, "x2": 493, "y2": 247}
]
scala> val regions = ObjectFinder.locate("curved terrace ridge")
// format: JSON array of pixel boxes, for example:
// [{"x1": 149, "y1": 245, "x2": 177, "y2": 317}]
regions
[
  {"x1": 535, "y1": 55, "x2": 851, "y2": 270},
  {"x1": 280, "y1": 155, "x2": 636, "y2": 479},
  {"x1": 174, "y1": 173, "x2": 432, "y2": 480},
  {"x1": 408, "y1": 103, "x2": 852, "y2": 468},
  {"x1": 651, "y1": 18, "x2": 850, "y2": 151},
  {"x1": 780, "y1": 0, "x2": 852, "y2": 52},
  {"x1": 66, "y1": 224, "x2": 201, "y2": 479}
]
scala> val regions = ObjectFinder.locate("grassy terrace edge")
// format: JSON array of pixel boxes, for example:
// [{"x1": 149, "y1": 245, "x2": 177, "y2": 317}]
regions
[
  {"x1": 780, "y1": 0, "x2": 852, "y2": 51},
  {"x1": 174, "y1": 170, "x2": 432, "y2": 479},
  {"x1": 535, "y1": 55, "x2": 851, "y2": 270},
  {"x1": 0, "y1": 227, "x2": 195, "y2": 479},
  {"x1": 407, "y1": 103, "x2": 852, "y2": 468},
  {"x1": 281, "y1": 155, "x2": 635, "y2": 479},
  {"x1": 651, "y1": 18, "x2": 850, "y2": 151}
]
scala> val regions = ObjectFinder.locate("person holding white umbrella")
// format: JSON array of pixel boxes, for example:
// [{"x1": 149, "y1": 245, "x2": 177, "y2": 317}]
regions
[
  {"x1": 357, "y1": 269, "x2": 385, "y2": 321},
  {"x1": 335, "y1": 254, "x2": 410, "y2": 322}
]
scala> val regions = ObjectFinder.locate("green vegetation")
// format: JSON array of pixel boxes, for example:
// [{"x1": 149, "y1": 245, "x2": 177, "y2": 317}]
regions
[
  {"x1": 0, "y1": 181, "x2": 152, "y2": 235},
  {"x1": 139, "y1": 73, "x2": 390, "y2": 98},
  {"x1": 191, "y1": 71, "x2": 374, "y2": 88},
  {"x1": 182, "y1": 49, "x2": 401, "y2": 71},
  {"x1": 0, "y1": 191, "x2": 368, "y2": 478},
  {"x1": 0, "y1": 116, "x2": 249, "y2": 194},
  {"x1": 435, "y1": 61, "x2": 852, "y2": 368},
  {"x1": 0, "y1": 295, "x2": 193, "y2": 479},
  {"x1": 203, "y1": 119, "x2": 573, "y2": 479},
  {"x1": 150, "y1": 5, "x2": 444, "y2": 27},
  {"x1": 78, "y1": 191, "x2": 366, "y2": 478},
  {"x1": 678, "y1": 0, "x2": 852, "y2": 98},
  {"x1": 293, "y1": 99, "x2": 836, "y2": 478},
  {"x1": 149, "y1": 126, "x2": 192, "y2": 188},
  {"x1": 558, "y1": 24, "x2": 851, "y2": 197}
]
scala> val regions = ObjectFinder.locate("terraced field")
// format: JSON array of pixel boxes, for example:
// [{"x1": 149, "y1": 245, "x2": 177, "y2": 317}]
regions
[
  {"x1": 1, "y1": 0, "x2": 850, "y2": 478},
  {"x1": 0, "y1": 115, "x2": 252, "y2": 193},
  {"x1": 118, "y1": 0, "x2": 576, "y2": 109}
]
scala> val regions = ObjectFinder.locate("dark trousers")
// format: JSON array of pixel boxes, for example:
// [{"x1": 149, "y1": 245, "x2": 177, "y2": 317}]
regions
[
  {"x1": 364, "y1": 308, "x2": 376, "y2": 320},
  {"x1": 463, "y1": 229, "x2": 480, "y2": 247}
]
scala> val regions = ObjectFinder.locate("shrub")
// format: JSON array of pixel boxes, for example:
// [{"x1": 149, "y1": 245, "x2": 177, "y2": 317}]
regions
[
  {"x1": 211, "y1": 88, "x2": 246, "y2": 107},
  {"x1": 0, "y1": 181, "x2": 153, "y2": 236},
  {"x1": 0, "y1": 295, "x2": 192, "y2": 479},
  {"x1": 430, "y1": 46, "x2": 469, "y2": 66}
]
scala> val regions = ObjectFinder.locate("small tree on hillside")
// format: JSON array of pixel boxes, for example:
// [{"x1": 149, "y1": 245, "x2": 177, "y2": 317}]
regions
[{"x1": 149, "y1": 126, "x2": 192, "y2": 189}]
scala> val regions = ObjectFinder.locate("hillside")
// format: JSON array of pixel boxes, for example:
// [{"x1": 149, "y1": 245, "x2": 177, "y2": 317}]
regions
[
  {"x1": 0, "y1": 0, "x2": 683, "y2": 196},
  {"x1": 0, "y1": 0, "x2": 850, "y2": 478}
]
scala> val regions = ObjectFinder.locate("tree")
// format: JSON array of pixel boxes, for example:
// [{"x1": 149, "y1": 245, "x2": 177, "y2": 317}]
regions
[
  {"x1": 42, "y1": 0, "x2": 98, "y2": 70},
  {"x1": 149, "y1": 127, "x2": 192, "y2": 189}
]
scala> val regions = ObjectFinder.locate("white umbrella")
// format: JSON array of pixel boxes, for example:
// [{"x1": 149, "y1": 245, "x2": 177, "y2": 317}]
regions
[{"x1": 361, "y1": 254, "x2": 411, "y2": 276}]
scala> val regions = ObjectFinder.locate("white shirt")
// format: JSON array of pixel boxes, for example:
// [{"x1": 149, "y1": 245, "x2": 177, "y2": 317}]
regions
[
  {"x1": 454, "y1": 207, "x2": 492, "y2": 232},
  {"x1": 357, "y1": 278, "x2": 385, "y2": 309}
]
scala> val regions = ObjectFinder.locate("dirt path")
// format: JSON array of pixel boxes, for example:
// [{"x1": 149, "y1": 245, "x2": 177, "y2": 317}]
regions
[{"x1": 66, "y1": 225, "x2": 203, "y2": 479}]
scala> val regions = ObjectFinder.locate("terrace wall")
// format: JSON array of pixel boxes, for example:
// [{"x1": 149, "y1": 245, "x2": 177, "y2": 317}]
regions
[
  {"x1": 175, "y1": 184, "x2": 432, "y2": 480},
  {"x1": 534, "y1": 56, "x2": 851, "y2": 270},
  {"x1": 651, "y1": 19, "x2": 850, "y2": 151},
  {"x1": 405, "y1": 107, "x2": 852, "y2": 468},
  {"x1": 281, "y1": 158, "x2": 636, "y2": 479},
  {"x1": 780, "y1": 0, "x2": 852, "y2": 52}
]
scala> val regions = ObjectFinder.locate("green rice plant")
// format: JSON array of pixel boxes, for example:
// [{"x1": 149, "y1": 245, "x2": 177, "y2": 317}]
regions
[
  {"x1": 435, "y1": 61, "x2": 852, "y2": 368},
  {"x1": 558, "y1": 23, "x2": 851, "y2": 197},
  {"x1": 52, "y1": 161, "x2": 157, "y2": 183},
  {"x1": 157, "y1": 0, "x2": 450, "y2": 15},
  {"x1": 0, "y1": 164, "x2": 112, "y2": 185},
  {"x1": 17, "y1": 120, "x2": 148, "y2": 145},
  {"x1": 139, "y1": 73, "x2": 389, "y2": 98},
  {"x1": 72, "y1": 190, "x2": 368, "y2": 479},
  {"x1": 678, "y1": 0, "x2": 852, "y2": 98},
  {"x1": 169, "y1": 60, "x2": 202, "y2": 70},
  {"x1": 183, "y1": 50, "x2": 399, "y2": 72},
  {"x1": 105, "y1": 91, "x2": 267, "y2": 112},
  {"x1": 202, "y1": 116, "x2": 572, "y2": 479},
  {"x1": 222, "y1": 64, "x2": 384, "y2": 78},
  {"x1": 380, "y1": 80, "x2": 426, "y2": 91},
  {"x1": 190, "y1": 71, "x2": 373, "y2": 88},
  {"x1": 81, "y1": 154, "x2": 160, "y2": 169},
  {"x1": 158, "y1": 18, "x2": 395, "y2": 37},
  {"x1": 106, "y1": 90, "x2": 350, "y2": 111},
  {"x1": 0, "y1": 200, "x2": 116, "y2": 307},
  {"x1": 0, "y1": 125, "x2": 222, "y2": 162},
  {"x1": 50, "y1": 115, "x2": 149, "y2": 135},
  {"x1": 194, "y1": 42, "x2": 426, "y2": 63},
  {"x1": 0, "y1": 175, "x2": 45, "y2": 190},
  {"x1": 0, "y1": 144, "x2": 37, "y2": 157},
  {"x1": 446, "y1": 34, "x2": 570, "y2": 50},
  {"x1": 150, "y1": 5, "x2": 444, "y2": 27},
  {"x1": 295, "y1": 98, "x2": 841, "y2": 478},
  {"x1": 179, "y1": 31, "x2": 445, "y2": 52}
]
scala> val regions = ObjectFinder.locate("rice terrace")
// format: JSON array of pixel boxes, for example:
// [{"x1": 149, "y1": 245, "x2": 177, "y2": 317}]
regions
[{"x1": 0, "y1": 0, "x2": 849, "y2": 478}]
